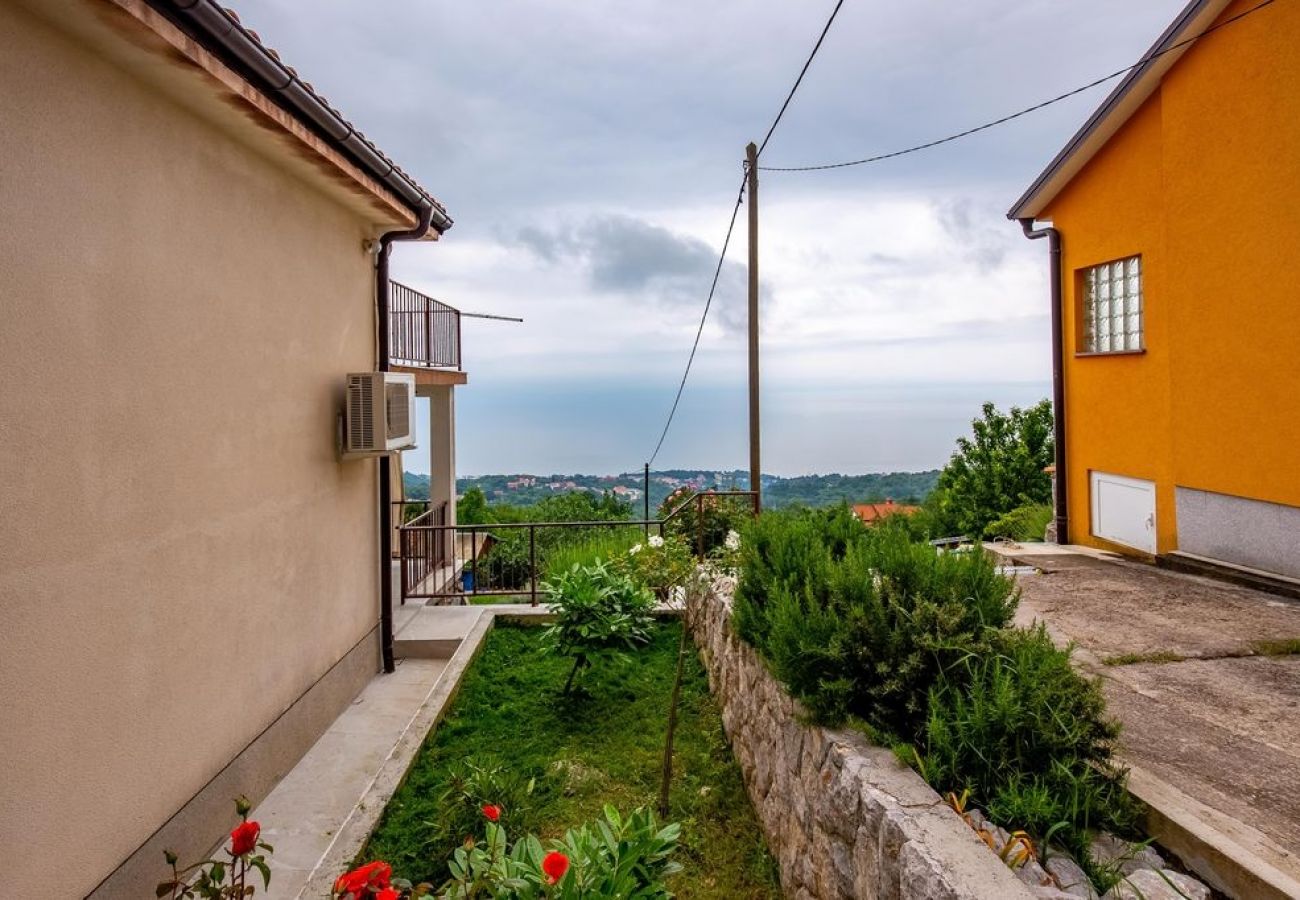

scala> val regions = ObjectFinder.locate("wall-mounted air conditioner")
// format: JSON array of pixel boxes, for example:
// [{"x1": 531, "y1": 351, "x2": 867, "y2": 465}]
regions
[{"x1": 342, "y1": 372, "x2": 417, "y2": 458}]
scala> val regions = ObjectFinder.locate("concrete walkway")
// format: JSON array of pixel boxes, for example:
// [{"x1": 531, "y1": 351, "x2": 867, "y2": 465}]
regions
[
  {"x1": 249, "y1": 603, "x2": 504, "y2": 900},
  {"x1": 990, "y1": 543, "x2": 1300, "y2": 898}
]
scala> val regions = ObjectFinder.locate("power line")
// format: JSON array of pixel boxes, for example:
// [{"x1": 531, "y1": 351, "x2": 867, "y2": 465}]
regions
[
  {"x1": 647, "y1": 175, "x2": 746, "y2": 467},
  {"x1": 759, "y1": 0, "x2": 1278, "y2": 172},
  {"x1": 647, "y1": 0, "x2": 849, "y2": 465},
  {"x1": 757, "y1": 0, "x2": 847, "y2": 157}
]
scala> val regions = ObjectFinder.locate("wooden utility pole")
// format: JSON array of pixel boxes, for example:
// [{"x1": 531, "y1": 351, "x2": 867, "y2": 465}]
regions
[{"x1": 746, "y1": 142, "x2": 762, "y2": 510}]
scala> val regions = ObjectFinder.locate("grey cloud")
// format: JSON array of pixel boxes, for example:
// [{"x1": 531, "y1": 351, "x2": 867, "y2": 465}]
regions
[
  {"x1": 516, "y1": 214, "x2": 752, "y2": 332},
  {"x1": 937, "y1": 198, "x2": 1008, "y2": 272}
]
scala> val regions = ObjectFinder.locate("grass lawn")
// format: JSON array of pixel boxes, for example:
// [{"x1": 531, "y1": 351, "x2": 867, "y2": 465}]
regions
[{"x1": 365, "y1": 621, "x2": 781, "y2": 898}]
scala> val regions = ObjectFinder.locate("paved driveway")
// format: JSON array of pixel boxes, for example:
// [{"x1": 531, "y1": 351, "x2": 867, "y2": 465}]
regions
[{"x1": 992, "y1": 546, "x2": 1300, "y2": 885}]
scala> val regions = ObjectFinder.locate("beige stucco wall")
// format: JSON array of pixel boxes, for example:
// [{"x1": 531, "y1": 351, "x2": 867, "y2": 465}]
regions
[{"x1": 0, "y1": 5, "x2": 390, "y2": 895}]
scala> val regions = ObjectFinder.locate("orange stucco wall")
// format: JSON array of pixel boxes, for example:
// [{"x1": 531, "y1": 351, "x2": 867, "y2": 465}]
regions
[{"x1": 1041, "y1": 0, "x2": 1300, "y2": 555}]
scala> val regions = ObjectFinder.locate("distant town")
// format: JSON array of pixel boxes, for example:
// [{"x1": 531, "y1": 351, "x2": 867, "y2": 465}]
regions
[{"x1": 403, "y1": 468, "x2": 940, "y2": 511}]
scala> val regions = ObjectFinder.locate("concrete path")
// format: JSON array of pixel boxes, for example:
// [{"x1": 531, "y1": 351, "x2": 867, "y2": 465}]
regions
[
  {"x1": 245, "y1": 604, "x2": 540, "y2": 899},
  {"x1": 992, "y1": 544, "x2": 1300, "y2": 897},
  {"x1": 252, "y1": 657, "x2": 450, "y2": 899}
]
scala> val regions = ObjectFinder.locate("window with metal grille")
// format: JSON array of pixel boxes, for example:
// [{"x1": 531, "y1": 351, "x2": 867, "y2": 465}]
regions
[{"x1": 1081, "y1": 256, "x2": 1143, "y2": 353}]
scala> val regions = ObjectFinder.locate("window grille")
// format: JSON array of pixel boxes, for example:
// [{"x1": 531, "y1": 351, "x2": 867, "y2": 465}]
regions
[{"x1": 1081, "y1": 256, "x2": 1143, "y2": 353}]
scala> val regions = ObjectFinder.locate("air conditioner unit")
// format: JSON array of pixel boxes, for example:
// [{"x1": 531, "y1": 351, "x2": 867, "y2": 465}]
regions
[{"x1": 343, "y1": 372, "x2": 416, "y2": 457}]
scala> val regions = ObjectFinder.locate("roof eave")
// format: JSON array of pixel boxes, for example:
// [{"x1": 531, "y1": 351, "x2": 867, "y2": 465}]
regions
[
  {"x1": 146, "y1": 0, "x2": 452, "y2": 233},
  {"x1": 1007, "y1": 0, "x2": 1230, "y2": 222}
]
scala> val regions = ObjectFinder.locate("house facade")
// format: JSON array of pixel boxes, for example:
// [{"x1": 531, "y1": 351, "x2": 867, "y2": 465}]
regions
[
  {"x1": 1009, "y1": 0, "x2": 1299, "y2": 581},
  {"x1": 0, "y1": 1, "x2": 461, "y2": 895}
]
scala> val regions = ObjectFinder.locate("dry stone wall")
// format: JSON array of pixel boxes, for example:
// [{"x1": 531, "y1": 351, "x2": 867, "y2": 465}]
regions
[{"x1": 687, "y1": 576, "x2": 1036, "y2": 900}]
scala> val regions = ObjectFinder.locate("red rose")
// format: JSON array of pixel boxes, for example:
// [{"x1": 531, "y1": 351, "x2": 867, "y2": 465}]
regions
[
  {"x1": 230, "y1": 820, "x2": 260, "y2": 856},
  {"x1": 542, "y1": 851, "x2": 569, "y2": 884},
  {"x1": 481, "y1": 804, "x2": 501, "y2": 822},
  {"x1": 334, "y1": 860, "x2": 392, "y2": 897}
]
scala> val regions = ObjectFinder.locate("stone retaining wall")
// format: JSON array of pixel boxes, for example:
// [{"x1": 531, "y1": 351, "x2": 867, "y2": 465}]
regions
[{"x1": 686, "y1": 576, "x2": 1036, "y2": 900}]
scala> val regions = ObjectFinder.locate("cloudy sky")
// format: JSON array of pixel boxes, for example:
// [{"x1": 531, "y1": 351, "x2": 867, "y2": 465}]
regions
[{"x1": 242, "y1": 0, "x2": 1187, "y2": 476}]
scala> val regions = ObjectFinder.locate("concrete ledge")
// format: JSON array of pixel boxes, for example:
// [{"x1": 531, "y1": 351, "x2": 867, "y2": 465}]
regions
[
  {"x1": 300, "y1": 610, "x2": 496, "y2": 897},
  {"x1": 1158, "y1": 551, "x2": 1300, "y2": 602},
  {"x1": 90, "y1": 628, "x2": 380, "y2": 900},
  {"x1": 1128, "y1": 766, "x2": 1300, "y2": 900},
  {"x1": 686, "y1": 577, "x2": 1034, "y2": 899}
]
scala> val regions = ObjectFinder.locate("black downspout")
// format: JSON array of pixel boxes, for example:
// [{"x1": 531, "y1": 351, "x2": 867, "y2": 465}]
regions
[
  {"x1": 1019, "y1": 219, "x2": 1069, "y2": 544},
  {"x1": 377, "y1": 204, "x2": 435, "y2": 673}
]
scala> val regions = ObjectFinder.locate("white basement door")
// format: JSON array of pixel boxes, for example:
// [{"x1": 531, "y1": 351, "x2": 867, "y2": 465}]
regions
[{"x1": 1090, "y1": 471, "x2": 1156, "y2": 554}]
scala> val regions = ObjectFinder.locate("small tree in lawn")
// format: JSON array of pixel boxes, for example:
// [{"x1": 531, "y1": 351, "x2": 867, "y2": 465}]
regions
[{"x1": 539, "y1": 561, "x2": 654, "y2": 695}]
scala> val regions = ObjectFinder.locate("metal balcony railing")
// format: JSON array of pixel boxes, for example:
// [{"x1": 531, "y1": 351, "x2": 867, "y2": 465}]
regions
[
  {"x1": 398, "y1": 490, "x2": 759, "y2": 606},
  {"x1": 389, "y1": 281, "x2": 460, "y2": 369}
]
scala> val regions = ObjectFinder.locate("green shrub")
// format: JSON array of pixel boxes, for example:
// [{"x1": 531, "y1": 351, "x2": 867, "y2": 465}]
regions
[
  {"x1": 984, "y1": 503, "x2": 1053, "y2": 541},
  {"x1": 732, "y1": 505, "x2": 859, "y2": 647},
  {"x1": 906, "y1": 625, "x2": 1135, "y2": 844},
  {"x1": 736, "y1": 508, "x2": 1017, "y2": 736},
  {"x1": 540, "y1": 561, "x2": 655, "y2": 693}
]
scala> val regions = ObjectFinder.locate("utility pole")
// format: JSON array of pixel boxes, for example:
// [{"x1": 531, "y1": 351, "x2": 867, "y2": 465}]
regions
[
  {"x1": 746, "y1": 142, "x2": 762, "y2": 511},
  {"x1": 643, "y1": 462, "x2": 651, "y2": 536}
]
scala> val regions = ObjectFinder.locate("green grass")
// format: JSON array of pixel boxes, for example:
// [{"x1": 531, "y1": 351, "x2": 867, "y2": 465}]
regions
[
  {"x1": 1251, "y1": 638, "x2": 1300, "y2": 657},
  {"x1": 1102, "y1": 650, "x2": 1188, "y2": 666},
  {"x1": 365, "y1": 623, "x2": 781, "y2": 898},
  {"x1": 541, "y1": 527, "x2": 646, "y2": 580}
]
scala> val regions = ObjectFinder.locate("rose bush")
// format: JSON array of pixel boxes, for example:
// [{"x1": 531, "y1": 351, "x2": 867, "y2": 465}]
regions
[
  {"x1": 158, "y1": 797, "x2": 274, "y2": 899},
  {"x1": 339, "y1": 805, "x2": 679, "y2": 899}
]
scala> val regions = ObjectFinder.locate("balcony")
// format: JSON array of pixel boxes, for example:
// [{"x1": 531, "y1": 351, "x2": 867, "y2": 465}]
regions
[{"x1": 389, "y1": 280, "x2": 460, "y2": 369}]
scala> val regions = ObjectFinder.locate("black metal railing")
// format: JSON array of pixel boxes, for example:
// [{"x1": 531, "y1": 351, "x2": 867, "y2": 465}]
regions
[
  {"x1": 397, "y1": 490, "x2": 758, "y2": 606},
  {"x1": 389, "y1": 281, "x2": 461, "y2": 369},
  {"x1": 395, "y1": 499, "x2": 450, "y2": 602}
]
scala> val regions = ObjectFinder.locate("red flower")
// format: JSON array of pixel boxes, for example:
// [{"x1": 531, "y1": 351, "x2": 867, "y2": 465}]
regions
[
  {"x1": 481, "y1": 803, "x2": 501, "y2": 822},
  {"x1": 230, "y1": 820, "x2": 260, "y2": 856},
  {"x1": 334, "y1": 860, "x2": 392, "y2": 897},
  {"x1": 542, "y1": 851, "x2": 569, "y2": 884}
]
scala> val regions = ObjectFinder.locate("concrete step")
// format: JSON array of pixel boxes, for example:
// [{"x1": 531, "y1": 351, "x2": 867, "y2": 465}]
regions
[
  {"x1": 1158, "y1": 551, "x2": 1300, "y2": 602},
  {"x1": 393, "y1": 604, "x2": 485, "y2": 659}
]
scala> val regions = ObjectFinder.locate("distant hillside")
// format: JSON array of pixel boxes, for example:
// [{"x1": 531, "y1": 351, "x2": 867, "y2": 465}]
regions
[{"x1": 403, "y1": 469, "x2": 939, "y2": 511}]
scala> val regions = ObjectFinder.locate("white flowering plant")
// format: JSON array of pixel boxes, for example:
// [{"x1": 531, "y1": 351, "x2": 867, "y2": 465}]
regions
[
  {"x1": 705, "y1": 529, "x2": 743, "y2": 575},
  {"x1": 614, "y1": 533, "x2": 694, "y2": 602}
]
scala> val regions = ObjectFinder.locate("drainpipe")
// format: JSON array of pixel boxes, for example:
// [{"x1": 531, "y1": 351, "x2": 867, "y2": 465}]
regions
[
  {"x1": 1019, "y1": 219, "x2": 1068, "y2": 544},
  {"x1": 376, "y1": 204, "x2": 435, "y2": 673}
]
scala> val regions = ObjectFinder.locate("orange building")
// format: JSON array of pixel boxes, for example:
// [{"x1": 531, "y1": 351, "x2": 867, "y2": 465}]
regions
[{"x1": 1008, "y1": 0, "x2": 1300, "y2": 583}]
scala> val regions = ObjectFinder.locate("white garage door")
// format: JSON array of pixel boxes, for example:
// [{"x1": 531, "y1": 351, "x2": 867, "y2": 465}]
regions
[{"x1": 1090, "y1": 471, "x2": 1156, "y2": 554}]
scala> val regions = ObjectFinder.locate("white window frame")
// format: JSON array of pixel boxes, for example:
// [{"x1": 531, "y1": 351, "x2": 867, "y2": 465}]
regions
[{"x1": 1080, "y1": 255, "x2": 1143, "y2": 354}]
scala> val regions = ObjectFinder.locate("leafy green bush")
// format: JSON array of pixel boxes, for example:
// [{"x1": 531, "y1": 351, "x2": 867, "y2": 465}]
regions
[
  {"x1": 906, "y1": 625, "x2": 1135, "y2": 846},
  {"x1": 732, "y1": 506, "x2": 1131, "y2": 851},
  {"x1": 984, "y1": 503, "x2": 1053, "y2": 541},
  {"x1": 736, "y1": 508, "x2": 1017, "y2": 735},
  {"x1": 540, "y1": 562, "x2": 655, "y2": 693},
  {"x1": 926, "y1": 400, "x2": 1055, "y2": 538}
]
